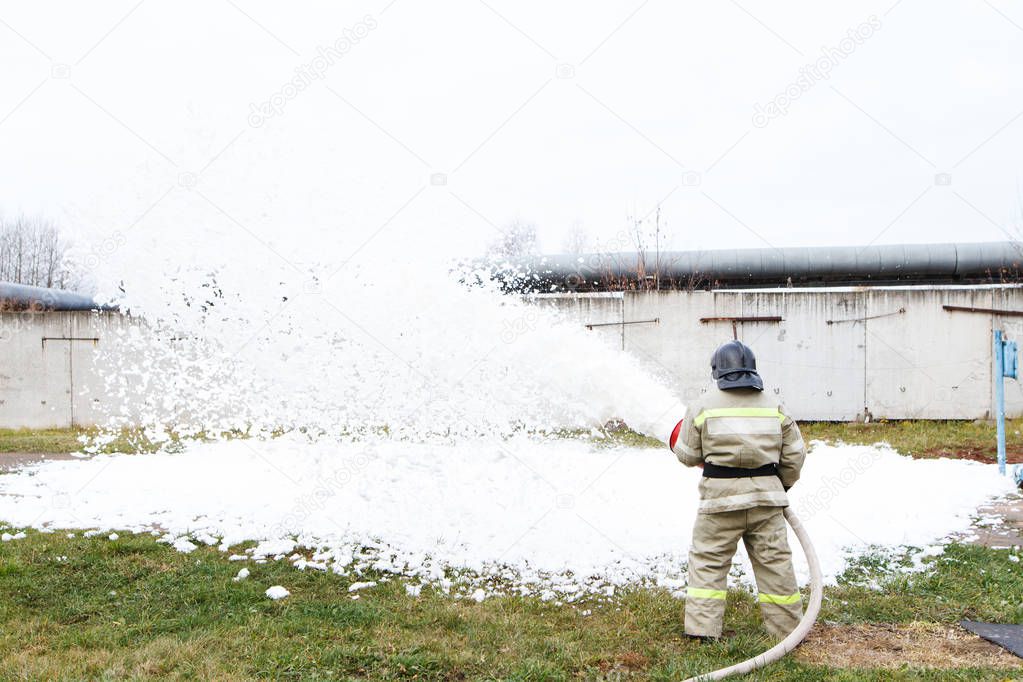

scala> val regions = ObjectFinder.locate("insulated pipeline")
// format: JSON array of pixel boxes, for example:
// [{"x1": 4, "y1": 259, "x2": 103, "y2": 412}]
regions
[
  {"x1": 494, "y1": 240, "x2": 1023, "y2": 290},
  {"x1": 683, "y1": 507, "x2": 824, "y2": 681},
  {"x1": 0, "y1": 281, "x2": 114, "y2": 311}
]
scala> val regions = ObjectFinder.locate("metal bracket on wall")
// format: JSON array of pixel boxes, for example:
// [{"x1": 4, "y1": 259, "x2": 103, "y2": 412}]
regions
[
  {"x1": 699, "y1": 315, "x2": 782, "y2": 340},
  {"x1": 943, "y1": 305, "x2": 1023, "y2": 317},
  {"x1": 584, "y1": 318, "x2": 659, "y2": 330},
  {"x1": 826, "y1": 307, "x2": 905, "y2": 325},
  {"x1": 41, "y1": 337, "x2": 100, "y2": 348}
]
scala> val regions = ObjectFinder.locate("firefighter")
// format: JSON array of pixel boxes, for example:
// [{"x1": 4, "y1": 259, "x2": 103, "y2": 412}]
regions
[{"x1": 668, "y1": 340, "x2": 807, "y2": 640}]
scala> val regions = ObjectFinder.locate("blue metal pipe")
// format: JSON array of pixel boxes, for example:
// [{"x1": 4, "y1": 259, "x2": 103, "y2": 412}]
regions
[{"x1": 995, "y1": 330, "x2": 1007, "y2": 476}]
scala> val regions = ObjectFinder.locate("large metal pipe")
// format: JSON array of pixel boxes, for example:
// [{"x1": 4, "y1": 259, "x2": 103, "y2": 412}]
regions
[
  {"x1": 0, "y1": 281, "x2": 115, "y2": 312},
  {"x1": 497, "y1": 241, "x2": 1023, "y2": 291}
]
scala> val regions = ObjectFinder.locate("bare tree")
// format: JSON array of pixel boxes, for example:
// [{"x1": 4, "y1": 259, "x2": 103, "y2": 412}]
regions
[
  {"x1": 561, "y1": 221, "x2": 590, "y2": 255},
  {"x1": 486, "y1": 219, "x2": 539, "y2": 259},
  {"x1": 625, "y1": 204, "x2": 669, "y2": 290},
  {"x1": 0, "y1": 216, "x2": 85, "y2": 289}
]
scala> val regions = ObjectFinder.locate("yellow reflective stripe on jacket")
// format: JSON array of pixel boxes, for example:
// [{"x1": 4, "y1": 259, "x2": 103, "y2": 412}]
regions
[
  {"x1": 693, "y1": 407, "x2": 785, "y2": 428},
  {"x1": 687, "y1": 587, "x2": 727, "y2": 600},
  {"x1": 758, "y1": 591, "x2": 801, "y2": 605}
]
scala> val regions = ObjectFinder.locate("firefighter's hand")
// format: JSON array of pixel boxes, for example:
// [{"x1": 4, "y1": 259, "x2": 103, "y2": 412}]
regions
[{"x1": 696, "y1": 462, "x2": 704, "y2": 469}]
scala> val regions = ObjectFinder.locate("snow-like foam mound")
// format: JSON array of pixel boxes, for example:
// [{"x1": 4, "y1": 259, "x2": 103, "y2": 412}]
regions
[{"x1": 0, "y1": 440, "x2": 1014, "y2": 597}]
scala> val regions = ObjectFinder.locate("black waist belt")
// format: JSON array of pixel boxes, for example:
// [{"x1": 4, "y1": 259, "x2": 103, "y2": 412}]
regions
[{"x1": 702, "y1": 462, "x2": 779, "y2": 478}]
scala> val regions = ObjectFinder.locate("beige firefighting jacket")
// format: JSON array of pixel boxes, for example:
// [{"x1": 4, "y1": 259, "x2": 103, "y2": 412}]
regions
[{"x1": 671, "y1": 384, "x2": 806, "y2": 513}]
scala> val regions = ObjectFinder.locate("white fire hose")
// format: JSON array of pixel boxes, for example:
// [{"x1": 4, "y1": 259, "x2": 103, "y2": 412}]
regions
[{"x1": 683, "y1": 507, "x2": 824, "y2": 681}]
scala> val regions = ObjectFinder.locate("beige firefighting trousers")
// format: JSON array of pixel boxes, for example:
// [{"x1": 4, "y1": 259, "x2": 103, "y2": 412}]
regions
[{"x1": 685, "y1": 505, "x2": 802, "y2": 639}]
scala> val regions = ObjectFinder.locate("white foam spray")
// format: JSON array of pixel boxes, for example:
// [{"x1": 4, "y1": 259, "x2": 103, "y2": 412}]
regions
[{"x1": 88, "y1": 245, "x2": 684, "y2": 447}]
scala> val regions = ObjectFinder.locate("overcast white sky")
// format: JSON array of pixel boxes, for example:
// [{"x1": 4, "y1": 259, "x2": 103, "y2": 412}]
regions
[{"x1": 1, "y1": 0, "x2": 1022, "y2": 267}]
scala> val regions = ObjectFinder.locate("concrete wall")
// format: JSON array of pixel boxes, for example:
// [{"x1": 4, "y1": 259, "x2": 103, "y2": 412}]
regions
[
  {"x1": 0, "y1": 311, "x2": 136, "y2": 429},
  {"x1": 5, "y1": 286, "x2": 1023, "y2": 427},
  {"x1": 533, "y1": 292, "x2": 624, "y2": 349},
  {"x1": 541, "y1": 285, "x2": 1023, "y2": 421}
]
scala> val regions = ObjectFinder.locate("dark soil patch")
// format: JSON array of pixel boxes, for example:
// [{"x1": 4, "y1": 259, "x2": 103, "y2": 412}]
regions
[
  {"x1": 920, "y1": 445, "x2": 1023, "y2": 464},
  {"x1": 969, "y1": 496, "x2": 1023, "y2": 548},
  {"x1": 797, "y1": 622, "x2": 1022, "y2": 669},
  {"x1": 0, "y1": 452, "x2": 77, "y2": 472}
]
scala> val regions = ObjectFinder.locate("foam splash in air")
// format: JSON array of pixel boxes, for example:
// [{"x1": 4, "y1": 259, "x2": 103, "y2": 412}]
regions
[{"x1": 88, "y1": 250, "x2": 683, "y2": 447}]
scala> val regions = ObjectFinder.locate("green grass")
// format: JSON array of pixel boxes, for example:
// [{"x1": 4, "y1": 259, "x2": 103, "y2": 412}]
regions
[
  {"x1": 1, "y1": 425, "x2": 1020, "y2": 678},
  {"x1": 0, "y1": 426, "x2": 175, "y2": 455},
  {"x1": 0, "y1": 530, "x2": 1018, "y2": 681},
  {"x1": 585, "y1": 419, "x2": 1023, "y2": 463},
  {"x1": 800, "y1": 419, "x2": 1023, "y2": 462},
  {"x1": 5, "y1": 419, "x2": 1021, "y2": 462},
  {"x1": 0, "y1": 427, "x2": 251, "y2": 456},
  {"x1": 0, "y1": 427, "x2": 89, "y2": 454}
]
